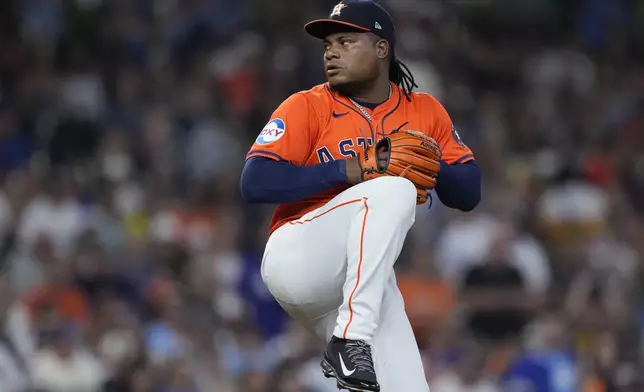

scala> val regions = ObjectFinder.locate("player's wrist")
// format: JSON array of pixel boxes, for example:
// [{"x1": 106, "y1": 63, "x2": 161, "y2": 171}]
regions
[{"x1": 345, "y1": 157, "x2": 363, "y2": 185}]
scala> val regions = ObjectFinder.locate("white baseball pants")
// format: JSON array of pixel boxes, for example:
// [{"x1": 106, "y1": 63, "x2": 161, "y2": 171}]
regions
[{"x1": 261, "y1": 177, "x2": 430, "y2": 391}]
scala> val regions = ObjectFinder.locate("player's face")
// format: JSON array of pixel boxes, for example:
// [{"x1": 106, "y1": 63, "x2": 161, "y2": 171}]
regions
[{"x1": 323, "y1": 32, "x2": 379, "y2": 89}]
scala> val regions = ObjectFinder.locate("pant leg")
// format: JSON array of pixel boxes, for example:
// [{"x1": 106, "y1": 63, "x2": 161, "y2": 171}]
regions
[
  {"x1": 281, "y1": 274, "x2": 430, "y2": 392},
  {"x1": 261, "y1": 176, "x2": 417, "y2": 341},
  {"x1": 335, "y1": 177, "x2": 417, "y2": 342},
  {"x1": 372, "y1": 274, "x2": 430, "y2": 392}
]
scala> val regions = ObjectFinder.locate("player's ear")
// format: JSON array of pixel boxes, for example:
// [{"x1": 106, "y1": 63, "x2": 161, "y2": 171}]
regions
[{"x1": 375, "y1": 39, "x2": 389, "y2": 59}]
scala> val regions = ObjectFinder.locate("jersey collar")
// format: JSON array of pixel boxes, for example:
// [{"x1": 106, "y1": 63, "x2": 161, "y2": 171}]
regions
[{"x1": 326, "y1": 82, "x2": 402, "y2": 117}]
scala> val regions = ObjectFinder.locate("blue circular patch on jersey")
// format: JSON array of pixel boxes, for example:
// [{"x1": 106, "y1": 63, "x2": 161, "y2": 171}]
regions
[{"x1": 256, "y1": 118, "x2": 286, "y2": 145}]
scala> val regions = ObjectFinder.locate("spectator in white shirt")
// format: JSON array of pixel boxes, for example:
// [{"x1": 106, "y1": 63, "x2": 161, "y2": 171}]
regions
[
  {"x1": 431, "y1": 346, "x2": 501, "y2": 392},
  {"x1": 0, "y1": 272, "x2": 35, "y2": 392},
  {"x1": 436, "y1": 212, "x2": 551, "y2": 296},
  {"x1": 31, "y1": 325, "x2": 106, "y2": 392},
  {"x1": 17, "y1": 171, "x2": 86, "y2": 260}
]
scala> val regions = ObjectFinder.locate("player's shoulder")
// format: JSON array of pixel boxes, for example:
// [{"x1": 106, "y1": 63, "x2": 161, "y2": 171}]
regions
[
  {"x1": 276, "y1": 83, "x2": 332, "y2": 122},
  {"x1": 284, "y1": 83, "x2": 333, "y2": 108},
  {"x1": 407, "y1": 91, "x2": 445, "y2": 109},
  {"x1": 406, "y1": 91, "x2": 451, "y2": 123},
  {"x1": 305, "y1": 83, "x2": 333, "y2": 98}
]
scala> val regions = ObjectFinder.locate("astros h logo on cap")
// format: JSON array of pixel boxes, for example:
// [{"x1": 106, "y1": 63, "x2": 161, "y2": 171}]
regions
[{"x1": 330, "y1": 2, "x2": 347, "y2": 17}]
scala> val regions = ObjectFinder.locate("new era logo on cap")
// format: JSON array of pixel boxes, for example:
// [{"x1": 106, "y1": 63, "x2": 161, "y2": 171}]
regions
[{"x1": 375, "y1": 21, "x2": 382, "y2": 30}]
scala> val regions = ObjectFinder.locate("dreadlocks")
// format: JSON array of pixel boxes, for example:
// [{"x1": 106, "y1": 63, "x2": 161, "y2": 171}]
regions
[{"x1": 389, "y1": 58, "x2": 418, "y2": 101}]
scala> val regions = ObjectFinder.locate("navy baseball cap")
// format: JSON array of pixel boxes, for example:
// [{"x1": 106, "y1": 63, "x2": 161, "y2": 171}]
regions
[{"x1": 304, "y1": 0, "x2": 396, "y2": 52}]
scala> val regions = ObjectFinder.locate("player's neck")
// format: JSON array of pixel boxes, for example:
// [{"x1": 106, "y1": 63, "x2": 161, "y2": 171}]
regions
[{"x1": 349, "y1": 79, "x2": 391, "y2": 104}]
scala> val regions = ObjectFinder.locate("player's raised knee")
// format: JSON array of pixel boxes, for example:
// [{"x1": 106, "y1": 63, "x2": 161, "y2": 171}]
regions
[{"x1": 366, "y1": 177, "x2": 417, "y2": 210}]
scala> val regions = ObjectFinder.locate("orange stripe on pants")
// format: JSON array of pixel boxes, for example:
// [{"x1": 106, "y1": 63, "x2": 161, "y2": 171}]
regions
[
  {"x1": 344, "y1": 198, "x2": 369, "y2": 338},
  {"x1": 288, "y1": 198, "x2": 364, "y2": 225}
]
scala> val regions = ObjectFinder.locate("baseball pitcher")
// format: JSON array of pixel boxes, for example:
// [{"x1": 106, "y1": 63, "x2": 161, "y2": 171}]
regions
[{"x1": 240, "y1": 1, "x2": 482, "y2": 390}]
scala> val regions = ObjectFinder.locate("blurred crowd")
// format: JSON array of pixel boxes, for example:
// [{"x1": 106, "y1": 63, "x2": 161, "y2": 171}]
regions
[{"x1": 0, "y1": 0, "x2": 643, "y2": 391}]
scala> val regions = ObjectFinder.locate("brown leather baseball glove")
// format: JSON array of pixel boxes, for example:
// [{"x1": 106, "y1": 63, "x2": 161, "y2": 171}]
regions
[{"x1": 352, "y1": 130, "x2": 442, "y2": 204}]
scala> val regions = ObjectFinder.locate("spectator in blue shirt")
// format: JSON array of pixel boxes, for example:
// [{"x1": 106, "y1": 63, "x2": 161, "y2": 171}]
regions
[{"x1": 502, "y1": 313, "x2": 578, "y2": 392}]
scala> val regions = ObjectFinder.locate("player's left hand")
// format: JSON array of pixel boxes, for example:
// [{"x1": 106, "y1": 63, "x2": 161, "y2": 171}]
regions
[{"x1": 348, "y1": 130, "x2": 442, "y2": 204}]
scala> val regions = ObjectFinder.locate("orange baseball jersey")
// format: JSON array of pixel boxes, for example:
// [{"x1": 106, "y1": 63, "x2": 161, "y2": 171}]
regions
[{"x1": 246, "y1": 82, "x2": 474, "y2": 234}]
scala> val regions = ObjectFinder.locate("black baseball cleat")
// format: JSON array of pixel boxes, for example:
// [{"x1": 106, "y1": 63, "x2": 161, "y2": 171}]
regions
[{"x1": 321, "y1": 336, "x2": 380, "y2": 392}]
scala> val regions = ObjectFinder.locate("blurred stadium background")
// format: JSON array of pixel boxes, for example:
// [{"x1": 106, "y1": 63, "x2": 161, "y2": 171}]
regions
[{"x1": 0, "y1": 0, "x2": 643, "y2": 391}]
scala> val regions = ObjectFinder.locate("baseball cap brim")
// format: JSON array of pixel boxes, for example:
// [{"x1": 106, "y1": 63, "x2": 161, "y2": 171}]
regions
[{"x1": 304, "y1": 19, "x2": 370, "y2": 40}]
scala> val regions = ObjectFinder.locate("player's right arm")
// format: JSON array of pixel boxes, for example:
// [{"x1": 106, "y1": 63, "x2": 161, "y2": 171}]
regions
[{"x1": 240, "y1": 93, "x2": 350, "y2": 204}]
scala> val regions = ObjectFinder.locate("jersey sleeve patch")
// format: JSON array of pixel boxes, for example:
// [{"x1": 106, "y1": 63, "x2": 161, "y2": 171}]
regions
[
  {"x1": 451, "y1": 124, "x2": 467, "y2": 147},
  {"x1": 256, "y1": 118, "x2": 286, "y2": 145}
]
